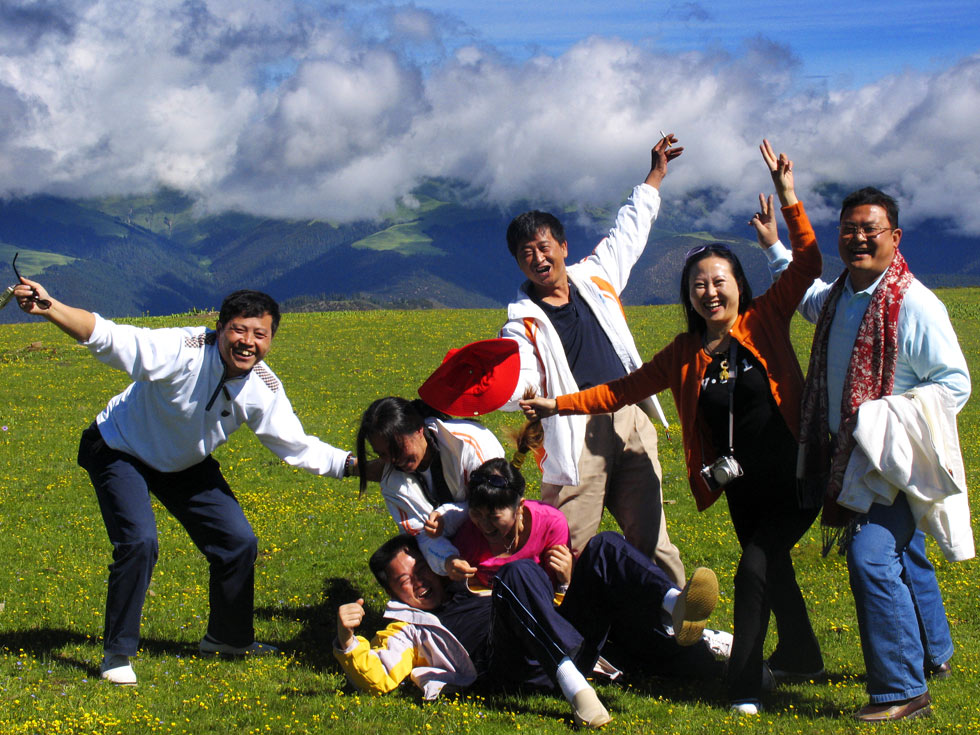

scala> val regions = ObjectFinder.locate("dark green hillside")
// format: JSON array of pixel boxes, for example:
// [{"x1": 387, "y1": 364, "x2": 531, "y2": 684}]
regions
[{"x1": 2, "y1": 182, "x2": 979, "y2": 323}]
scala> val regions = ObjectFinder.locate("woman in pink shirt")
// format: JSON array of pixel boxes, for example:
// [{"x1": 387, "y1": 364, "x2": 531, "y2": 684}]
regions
[{"x1": 450, "y1": 458, "x2": 574, "y2": 593}]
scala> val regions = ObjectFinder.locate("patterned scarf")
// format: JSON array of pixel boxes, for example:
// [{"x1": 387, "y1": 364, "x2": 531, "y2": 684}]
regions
[{"x1": 797, "y1": 250, "x2": 913, "y2": 553}]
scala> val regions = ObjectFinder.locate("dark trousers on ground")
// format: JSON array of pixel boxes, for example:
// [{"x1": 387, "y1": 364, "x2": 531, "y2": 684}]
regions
[
  {"x1": 77, "y1": 423, "x2": 258, "y2": 656},
  {"x1": 484, "y1": 532, "x2": 718, "y2": 691},
  {"x1": 724, "y1": 479, "x2": 822, "y2": 701}
]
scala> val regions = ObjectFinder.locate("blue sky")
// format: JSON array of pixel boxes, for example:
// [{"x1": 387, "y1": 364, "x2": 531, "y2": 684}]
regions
[
  {"x1": 417, "y1": 1, "x2": 979, "y2": 86},
  {"x1": 0, "y1": 0, "x2": 978, "y2": 232}
]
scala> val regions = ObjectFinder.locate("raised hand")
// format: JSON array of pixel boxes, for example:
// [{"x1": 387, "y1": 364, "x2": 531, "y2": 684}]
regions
[
  {"x1": 337, "y1": 598, "x2": 366, "y2": 647},
  {"x1": 760, "y1": 139, "x2": 798, "y2": 207},
  {"x1": 519, "y1": 395, "x2": 558, "y2": 421},
  {"x1": 644, "y1": 133, "x2": 684, "y2": 189},
  {"x1": 13, "y1": 276, "x2": 53, "y2": 315},
  {"x1": 749, "y1": 193, "x2": 779, "y2": 248}
]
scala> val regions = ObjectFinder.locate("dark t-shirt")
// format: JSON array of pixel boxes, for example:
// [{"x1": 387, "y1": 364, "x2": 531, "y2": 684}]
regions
[
  {"x1": 435, "y1": 587, "x2": 493, "y2": 663},
  {"x1": 534, "y1": 282, "x2": 627, "y2": 389}
]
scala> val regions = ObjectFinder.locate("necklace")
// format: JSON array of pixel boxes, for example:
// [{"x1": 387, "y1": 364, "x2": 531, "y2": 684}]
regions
[
  {"x1": 703, "y1": 330, "x2": 731, "y2": 354},
  {"x1": 502, "y1": 508, "x2": 524, "y2": 554}
]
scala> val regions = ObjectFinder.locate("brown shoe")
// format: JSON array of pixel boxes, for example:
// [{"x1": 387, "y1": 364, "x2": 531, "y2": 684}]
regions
[
  {"x1": 925, "y1": 660, "x2": 952, "y2": 680},
  {"x1": 853, "y1": 692, "x2": 932, "y2": 722},
  {"x1": 671, "y1": 567, "x2": 719, "y2": 646}
]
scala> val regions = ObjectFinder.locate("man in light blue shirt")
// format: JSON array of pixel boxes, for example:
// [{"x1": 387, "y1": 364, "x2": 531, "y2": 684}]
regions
[{"x1": 767, "y1": 187, "x2": 969, "y2": 722}]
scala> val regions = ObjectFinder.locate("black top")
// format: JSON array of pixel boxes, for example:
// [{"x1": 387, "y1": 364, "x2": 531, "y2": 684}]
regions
[
  {"x1": 413, "y1": 431, "x2": 453, "y2": 507},
  {"x1": 697, "y1": 341, "x2": 795, "y2": 478},
  {"x1": 534, "y1": 282, "x2": 627, "y2": 389}
]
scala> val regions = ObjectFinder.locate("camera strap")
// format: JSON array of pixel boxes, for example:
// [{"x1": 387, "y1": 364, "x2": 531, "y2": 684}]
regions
[{"x1": 725, "y1": 339, "x2": 737, "y2": 455}]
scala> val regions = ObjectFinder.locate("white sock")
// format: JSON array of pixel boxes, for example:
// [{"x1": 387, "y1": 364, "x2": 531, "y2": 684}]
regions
[
  {"x1": 662, "y1": 588, "x2": 680, "y2": 616},
  {"x1": 102, "y1": 653, "x2": 129, "y2": 670},
  {"x1": 555, "y1": 657, "x2": 590, "y2": 701}
]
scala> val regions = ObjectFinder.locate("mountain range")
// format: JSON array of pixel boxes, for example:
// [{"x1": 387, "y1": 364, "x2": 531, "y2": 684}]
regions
[{"x1": 2, "y1": 182, "x2": 978, "y2": 324}]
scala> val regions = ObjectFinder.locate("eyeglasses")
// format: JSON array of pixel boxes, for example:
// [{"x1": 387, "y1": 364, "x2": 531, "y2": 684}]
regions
[
  {"x1": 838, "y1": 224, "x2": 894, "y2": 239},
  {"x1": 684, "y1": 243, "x2": 731, "y2": 261},
  {"x1": 12, "y1": 253, "x2": 52, "y2": 309}
]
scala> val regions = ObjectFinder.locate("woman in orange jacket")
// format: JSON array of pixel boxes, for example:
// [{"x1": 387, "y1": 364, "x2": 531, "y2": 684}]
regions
[{"x1": 522, "y1": 141, "x2": 823, "y2": 714}]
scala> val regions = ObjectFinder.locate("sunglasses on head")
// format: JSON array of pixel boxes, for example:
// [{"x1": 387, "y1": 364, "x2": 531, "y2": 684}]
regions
[
  {"x1": 684, "y1": 243, "x2": 732, "y2": 261},
  {"x1": 12, "y1": 253, "x2": 51, "y2": 309},
  {"x1": 473, "y1": 471, "x2": 509, "y2": 488}
]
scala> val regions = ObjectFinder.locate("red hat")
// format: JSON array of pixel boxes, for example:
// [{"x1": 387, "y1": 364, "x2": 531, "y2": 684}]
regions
[{"x1": 418, "y1": 338, "x2": 521, "y2": 416}]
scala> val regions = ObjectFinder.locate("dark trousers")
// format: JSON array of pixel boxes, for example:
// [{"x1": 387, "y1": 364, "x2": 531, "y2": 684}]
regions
[
  {"x1": 485, "y1": 532, "x2": 718, "y2": 691},
  {"x1": 78, "y1": 424, "x2": 258, "y2": 655},
  {"x1": 724, "y1": 479, "x2": 822, "y2": 701}
]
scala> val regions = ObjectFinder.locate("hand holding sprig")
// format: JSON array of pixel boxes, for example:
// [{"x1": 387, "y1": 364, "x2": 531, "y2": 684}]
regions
[{"x1": 644, "y1": 133, "x2": 684, "y2": 189}]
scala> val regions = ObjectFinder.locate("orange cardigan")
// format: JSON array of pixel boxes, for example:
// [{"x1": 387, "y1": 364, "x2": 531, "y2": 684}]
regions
[{"x1": 556, "y1": 202, "x2": 822, "y2": 511}]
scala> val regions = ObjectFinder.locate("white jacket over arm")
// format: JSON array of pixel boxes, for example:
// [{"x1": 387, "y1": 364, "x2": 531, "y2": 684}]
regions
[{"x1": 842, "y1": 384, "x2": 973, "y2": 561}]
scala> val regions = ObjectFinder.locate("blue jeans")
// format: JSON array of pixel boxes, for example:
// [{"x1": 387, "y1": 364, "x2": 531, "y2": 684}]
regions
[
  {"x1": 847, "y1": 494, "x2": 950, "y2": 702},
  {"x1": 78, "y1": 424, "x2": 258, "y2": 656},
  {"x1": 904, "y1": 530, "x2": 954, "y2": 670}
]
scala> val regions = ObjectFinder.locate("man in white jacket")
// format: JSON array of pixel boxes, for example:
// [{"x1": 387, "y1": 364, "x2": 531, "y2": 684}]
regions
[
  {"x1": 13, "y1": 281, "x2": 357, "y2": 686},
  {"x1": 498, "y1": 135, "x2": 685, "y2": 584}
]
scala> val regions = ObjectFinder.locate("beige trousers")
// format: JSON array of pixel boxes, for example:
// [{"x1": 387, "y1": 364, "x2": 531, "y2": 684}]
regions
[{"x1": 541, "y1": 404, "x2": 686, "y2": 586}]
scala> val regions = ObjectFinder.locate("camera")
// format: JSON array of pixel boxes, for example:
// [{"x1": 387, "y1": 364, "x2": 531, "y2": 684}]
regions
[{"x1": 700, "y1": 454, "x2": 743, "y2": 490}]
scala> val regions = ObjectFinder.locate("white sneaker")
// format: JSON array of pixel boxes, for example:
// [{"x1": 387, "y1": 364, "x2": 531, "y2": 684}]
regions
[
  {"x1": 731, "y1": 699, "x2": 761, "y2": 715},
  {"x1": 702, "y1": 628, "x2": 733, "y2": 660},
  {"x1": 100, "y1": 663, "x2": 137, "y2": 686},
  {"x1": 591, "y1": 655, "x2": 623, "y2": 682},
  {"x1": 199, "y1": 634, "x2": 279, "y2": 656}
]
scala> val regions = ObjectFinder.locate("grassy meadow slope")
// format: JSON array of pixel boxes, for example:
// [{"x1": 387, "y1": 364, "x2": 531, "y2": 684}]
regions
[{"x1": 0, "y1": 291, "x2": 978, "y2": 734}]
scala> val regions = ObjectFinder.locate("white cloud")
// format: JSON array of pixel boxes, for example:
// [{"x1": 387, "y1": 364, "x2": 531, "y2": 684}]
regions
[{"x1": 0, "y1": 0, "x2": 978, "y2": 233}]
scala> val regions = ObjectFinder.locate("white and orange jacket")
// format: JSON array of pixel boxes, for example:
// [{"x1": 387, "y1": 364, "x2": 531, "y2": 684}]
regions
[
  {"x1": 499, "y1": 183, "x2": 668, "y2": 487},
  {"x1": 333, "y1": 599, "x2": 477, "y2": 700},
  {"x1": 380, "y1": 418, "x2": 504, "y2": 575}
]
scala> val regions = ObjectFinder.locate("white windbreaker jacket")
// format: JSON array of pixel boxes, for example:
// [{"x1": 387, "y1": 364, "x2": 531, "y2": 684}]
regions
[
  {"x1": 84, "y1": 314, "x2": 349, "y2": 477},
  {"x1": 499, "y1": 183, "x2": 668, "y2": 486}
]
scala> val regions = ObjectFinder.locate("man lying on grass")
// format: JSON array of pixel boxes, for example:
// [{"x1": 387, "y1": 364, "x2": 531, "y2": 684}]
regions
[
  {"x1": 335, "y1": 533, "x2": 722, "y2": 728},
  {"x1": 13, "y1": 279, "x2": 359, "y2": 686}
]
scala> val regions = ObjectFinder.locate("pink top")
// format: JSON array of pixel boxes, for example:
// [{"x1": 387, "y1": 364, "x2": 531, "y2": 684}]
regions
[{"x1": 453, "y1": 500, "x2": 571, "y2": 589}]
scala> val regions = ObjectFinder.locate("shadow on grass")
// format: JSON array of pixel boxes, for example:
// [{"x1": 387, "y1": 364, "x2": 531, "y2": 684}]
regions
[
  {"x1": 256, "y1": 578, "x2": 861, "y2": 721},
  {"x1": 0, "y1": 628, "x2": 201, "y2": 678},
  {"x1": 255, "y1": 576, "x2": 388, "y2": 671}
]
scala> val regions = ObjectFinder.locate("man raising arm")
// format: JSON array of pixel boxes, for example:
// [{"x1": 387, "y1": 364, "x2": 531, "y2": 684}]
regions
[
  {"x1": 498, "y1": 135, "x2": 685, "y2": 584},
  {"x1": 14, "y1": 278, "x2": 358, "y2": 685}
]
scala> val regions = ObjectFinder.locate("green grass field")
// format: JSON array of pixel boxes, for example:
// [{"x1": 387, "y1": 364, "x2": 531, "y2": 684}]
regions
[{"x1": 1, "y1": 292, "x2": 978, "y2": 734}]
